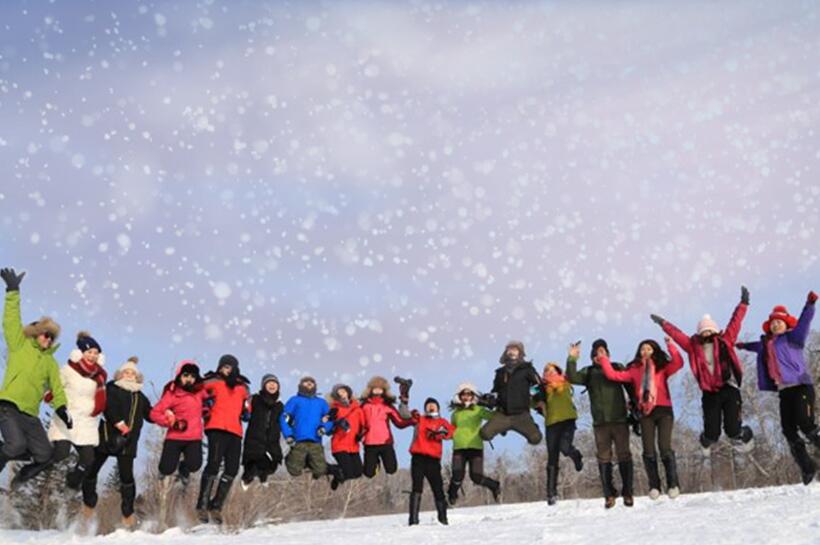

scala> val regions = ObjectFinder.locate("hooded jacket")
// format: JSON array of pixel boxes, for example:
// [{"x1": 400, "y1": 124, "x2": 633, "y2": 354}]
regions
[
  {"x1": 150, "y1": 361, "x2": 208, "y2": 441},
  {"x1": 242, "y1": 389, "x2": 284, "y2": 464}
]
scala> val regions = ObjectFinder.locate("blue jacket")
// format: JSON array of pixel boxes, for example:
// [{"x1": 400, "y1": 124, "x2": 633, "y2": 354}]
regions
[{"x1": 280, "y1": 393, "x2": 333, "y2": 443}]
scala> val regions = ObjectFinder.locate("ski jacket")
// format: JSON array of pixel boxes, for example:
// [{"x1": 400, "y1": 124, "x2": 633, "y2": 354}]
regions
[
  {"x1": 242, "y1": 391, "x2": 284, "y2": 464},
  {"x1": 491, "y1": 360, "x2": 541, "y2": 416},
  {"x1": 450, "y1": 404, "x2": 493, "y2": 451},
  {"x1": 409, "y1": 413, "x2": 454, "y2": 459},
  {"x1": 330, "y1": 399, "x2": 365, "y2": 454},
  {"x1": 203, "y1": 373, "x2": 250, "y2": 437},
  {"x1": 150, "y1": 366, "x2": 208, "y2": 442},
  {"x1": 360, "y1": 395, "x2": 413, "y2": 446},
  {"x1": 280, "y1": 393, "x2": 334, "y2": 443},
  {"x1": 566, "y1": 356, "x2": 630, "y2": 426}
]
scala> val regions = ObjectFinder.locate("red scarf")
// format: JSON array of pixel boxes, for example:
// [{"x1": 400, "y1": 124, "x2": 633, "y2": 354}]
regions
[
  {"x1": 637, "y1": 359, "x2": 658, "y2": 415},
  {"x1": 763, "y1": 336, "x2": 784, "y2": 386},
  {"x1": 69, "y1": 359, "x2": 108, "y2": 416}
]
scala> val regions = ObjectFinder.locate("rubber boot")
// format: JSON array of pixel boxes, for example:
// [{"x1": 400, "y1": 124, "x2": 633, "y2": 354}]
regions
[
  {"x1": 408, "y1": 492, "x2": 421, "y2": 526},
  {"x1": 642, "y1": 455, "x2": 661, "y2": 500},
  {"x1": 619, "y1": 460, "x2": 634, "y2": 507},
  {"x1": 196, "y1": 473, "x2": 217, "y2": 523},
  {"x1": 662, "y1": 452, "x2": 680, "y2": 499},
  {"x1": 598, "y1": 462, "x2": 616, "y2": 508},
  {"x1": 546, "y1": 464, "x2": 559, "y2": 506},
  {"x1": 435, "y1": 498, "x2": 449, "y2": 525}
]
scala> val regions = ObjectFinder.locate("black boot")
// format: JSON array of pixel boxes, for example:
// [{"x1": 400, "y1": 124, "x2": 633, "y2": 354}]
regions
[
  {"x1": 480, "y1": 477, "x2": 501, "y2": 503},
  {"x1": 82, "y1": 476, "x2": 98, "y2": 511},
  {"x1": 642, "y1": 455, "x2": 661, "y2": 499},
  {"x1": 598, "y1": 463, "x2": 616, "y2": 508},
  {"x1": 546, "y1": 465, "x2": 559, "y2": 506},
  {"x1": 208, "y1": 475, "x2": 234, "y2": 524},
  {"x1": 11, "y1": 460, "x2": 51, "y2": 489},
  {"x1": 177, "y1": 462, "x2": 191, "y2": 488},
  {"x1": 447, "y1": 480, "x2": 461, "y2": 505},
  {"x1": 66, "y1": 463, "x2": 88, "y2": 490},
  {"x1": 789, "y1": 439, "x2": 817, "y2": 485},
  {"x1": 618, "y1": 460, "x2": 635, "y2": 507},
  {"x1": 196, "y1": 474, "x2": 217, "y2": 523},
  {"x1": 435, "y1": 498, "x2": 448, "y2": 525},
  {"x1": 121, "y1": 482, "x2": 136, "y2": 519},
  {"x1": 327, "y1": 464, "x2": 344, "y2": 491},
  {"x1": 661, "y1": 452, "x2": 680, "y2": 498},
  {"x1": 569, "y1": 448, "x2": 584, "y2": 472},
  {"x1": 408, "y1": 492, "x2": 421, "y2": 526}
]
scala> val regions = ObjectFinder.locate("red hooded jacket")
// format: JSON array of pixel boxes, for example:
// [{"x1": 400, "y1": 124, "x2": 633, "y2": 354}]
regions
[
  {"x1": 150, "y1": 361, "x2": 208, "y2": 442},
  {"x1": 330, "y1": 399, "x2": 365, "y2": 454},
  {"x1": 360, "y1": 396, "x2": 413, "y2": 446}
]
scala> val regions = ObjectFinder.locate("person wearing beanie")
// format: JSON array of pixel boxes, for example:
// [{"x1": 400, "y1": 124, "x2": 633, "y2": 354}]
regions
[
  {"x1": 326, "y1": 383, "x2": 365, "y2": 490},
  {"x1": 359, "y1": 375, "x2": 414, "y2": 478},
  {"x1": 48, "y1": 331, "x2": 108, "y2": 498},
  {"x1": 479, "y1": 341, "x2": 543, "y2": 446},
  {"x1": 196, "y1": 354, "x2": 251, "y2": 524},
  {"x1": 533, "y1": 361, "x2": 584, "y2": 506},
  {"x1": 599, "y1": 338, "x2": 684, "y2": 500},
  {"x1": 447, "y1": 383, "x2": 500, "y2": 506},
  {"x1": 81, "y1": 357, "x2": 153, "y2": 529},
  {"x1": 0, "y1": 267, "x2": 69, "y2": 486},
  {"x1": 240, "y1": 374, "x2": 284, "y2": 489},
  {"x1": 651, "y1": 286, "x2": 753, "y2": 457},
  {"x1": 566, "y1": 340, "x2": 635, "y2": 509},
  {"x1": 407, "y1": 397, "x2": 455, "y2": 526},
  {"x1": 149, "y1": 360, "x2": 208, "y2": 529},
  {"x1": 280, "y1": 376, "x2": 343, "y2": 487},
  {"x1": 737, "y1": 291, "x2": 819, "y2": 485}
]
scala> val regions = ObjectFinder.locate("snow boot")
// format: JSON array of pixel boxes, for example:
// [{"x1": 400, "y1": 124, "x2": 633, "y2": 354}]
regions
[
  {"x1": 66, "y1": 463, "x2": 88, "y2": 490},
  {"x1": 122, "y1": 514, "x2": 137, "y2": 530},
  {"x1": 435, "y1": 498, "x2": 449, "y2": 525},
  {"x1": 662, "y1": 452, "x2": 680, "y2": 499},
  {"x1": 408, "y1": 492, "x2": 421, "y2": 526},
  {"x1": 327, "y1": 464, "x2": 344, "y2": 491},
  {"x1": 177, "y1": 462, "x2": 191, "y2": 489},
  {"x1": 570, "y1": 448, "x2": 584, "y2": 472},
  {"x1": 699, "y1": 432, "x2": 714, "y2": 458},
  {"x1": 642, "y1": 455, "x2": 661, "y2": 500},
  {"x1": 447, "y1": 480, "x2": 461, "y2": 505},
  {"x1": 196, "y1": 473, "x2": 217, "y2": 523},
  {"x1": 480, "y1": 477, "x2": 501, "y2": 503},
  {"x1": 81, "y1": 476, "x2": 98, "y2": 512},
  {"x1": 546, "y1": 464, "x2": 559, "y2": 506},
  {"x1": 789, "y1": 439, "x2": 817, "y2": 485},
  {"x1": 598, "y1": 462, "x2": 616, "y2": 508},
  {"x1": 730, "y1": 426, "x2": 755, "y2": 454},
  {"x1": 619, "y1": 460, "x2": 634, "y2": 507},
  {"x1": 208, "y1": 475, "x2": 234, "y2": 524}
]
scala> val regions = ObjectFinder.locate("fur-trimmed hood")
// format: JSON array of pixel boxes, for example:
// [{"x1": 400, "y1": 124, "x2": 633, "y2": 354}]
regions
[
  {"x1": 23, "y1": 317, "x2": 61, "y2": 340},
  {"x1": 360, "y1": 375, "x2": 396, "y2": 403},
  {"x1": 328, "y1": 383, "x2": 354, "y2": 404},
  {"x1": 450, "y1": 382, "x2": 479, "y2": 407}
]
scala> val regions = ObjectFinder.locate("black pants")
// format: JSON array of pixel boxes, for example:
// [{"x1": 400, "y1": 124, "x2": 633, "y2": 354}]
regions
[
  {"x1": 451, "y1": 448, "x2": 488, "y2": 485},
  {"x1": 334, "y1": 452, "x2": 364, "y2": 481},
  {"x1": 779, "y1": 385, "x2": 818, "y2": 443},
  {"x1": 0, "y1": 401, "x2": 53, "y2": 463},
  {"x1": 411, "y1": 454, "x2": 445, "y2": 501},
  {"x1": 82, "y1": 451, "x2": 136, "y2": 516},
  {"x1": 52, "y1": 440, "x2": 95, "y2": 468},
  {"x1": 640, "y1": 407, "x2": 674, "y2": 458},
  {"x1": 158, "y1": 439, "x2": 203, "y2": 477},
  {"x1": 363, "y1": 444, "x2": 398, "y2": 478},
  {"x1": 545, "y1": 420, "x2": 579, "y2": 468},
  {"x1": 702, "y1": 386, "x2": 743, "y2": 443},
  {"x1": 204, "y1": 430, "x2": 241, "y2": 479},
  {"x1": 242, "y1": 457, "x2": 280, "y2": 483}
]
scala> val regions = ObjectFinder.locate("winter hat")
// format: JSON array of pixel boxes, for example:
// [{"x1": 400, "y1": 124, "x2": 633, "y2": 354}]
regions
[
  {"x1": 23, "y1": 317, "x2": 60, "y2": 340},
  {"x1": 424, "y1": 397, "x2": 440, "y2": 413},
  {"x1": 114, "y1": 356, "x2": 143, "y2": 384},
  {"x1": 499, "y1": 340, "x2": 526, "y2": 363},
  {"x1": 590, "y1": 339, "x2": 609, "y2": 361},
  {"x1": 76, "y1": 331, "x2": 102, "y2": 353},
  {"x1": 697, "y1": 315, "x2": 720, "y2": 336},
  {"x1": 763, "y1": 305, "x2": 798, "y2": 334},
  {"x1": 218, "y1": 354, "x2": 239, "y2": 371},
  {"x1": 260, "y1": 373, "x2": 279, "y2": 390},
  {"x1": 298, "y1": 376, "x2": 318, "y2": 396},
  {"x1": 175, "y1": 360, "x2": 201, "y2": 380},
  {"x1": 331, "y1": 383, "x2": 354, "y2": 402}
]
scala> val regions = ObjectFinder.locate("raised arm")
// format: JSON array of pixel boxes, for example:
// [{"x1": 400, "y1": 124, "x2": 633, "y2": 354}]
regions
[
  {"x1": 736, "y1": 340, "x2": 762, "y2": 353},
  {"x1": 47, "y1": 360, "x2": 68, "y2": 410},
  {"x1": 565, "y1": 343, "x2": 588, "y2": 385},
  {"x1": 598, "y1": 354, "x2": 632, "y2": 384},
  {"x1": 787, "y1": 292, "x2": 817, "y2": 347},
  {"x1": 388, "y1": 404, "x2": 414, "y2": 429},
  {"x1": 724, "y1": 287, "x2": 750, "y2": 344},
  {"x1": 664, "y1": 337, "x2": 685, "y2": 376},
  {"x1": 653, "y1": 313, "x2": 692, "y2": 353},
  {"x1": 3, "y1": 290, "x2": 25, "y2": 351}
]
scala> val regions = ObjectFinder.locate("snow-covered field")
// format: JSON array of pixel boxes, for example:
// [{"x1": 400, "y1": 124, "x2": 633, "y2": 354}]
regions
[{"x1": 2, "y1": 484, "x2": 818, "y2": 545}]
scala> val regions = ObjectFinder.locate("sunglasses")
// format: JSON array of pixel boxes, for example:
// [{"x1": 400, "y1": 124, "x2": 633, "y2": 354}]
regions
[{"x1": 42, "y1": 332, "x2": 55, "y2": 341}]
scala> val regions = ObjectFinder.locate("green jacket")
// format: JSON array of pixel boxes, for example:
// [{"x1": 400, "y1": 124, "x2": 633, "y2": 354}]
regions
[
  {"x1": 534, "y1": 383, "x2": 578, "y2": 427},
  {"x1": 565, "y1": 355, "x2": 628, "y2": 426},
  {"x1": 450, "y1": 404, "x2": 493, "y2": 451},
  {"x1": 0, "y1": 291, "x2": 66, "y2": 416}
]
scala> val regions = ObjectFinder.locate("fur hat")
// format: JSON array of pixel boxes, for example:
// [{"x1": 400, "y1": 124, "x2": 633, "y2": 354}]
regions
[
  {"x1": 500, "y1": 340, "x2": 526, "y2": 363},
  {"x1": 23, "y1": 317, "x2": 60, "y2": 340},
  {"x1": 763, "y1": 305, "x2": 798, "y2": 334},
  {"x1": 76, "y1": 330, "x2": 102, "y2": 353},
  {"x1": 114, "y1": 356, "x2": 143, "y2": 384},
  {"x1": 260, "y1": 373, "x2": 279, "y2": 390},
  {"x1": 298, "y1": 375, "x2": 318, "y2": 396},
  {"x1": 330, "y1": 383, "x2": 354, "y2": 402},
  {"x1": 697, "y1": 315, "x2": 720, "y2": 336},
  {"x1": 361, "y1": 376, "x2": 394, "y2": 401},
  {"x1": 590, "y1": 339, "x2": 609, "y2": 361},
  {"x1": 451, "y1": 382, "x2": 479, "y2": 406}
]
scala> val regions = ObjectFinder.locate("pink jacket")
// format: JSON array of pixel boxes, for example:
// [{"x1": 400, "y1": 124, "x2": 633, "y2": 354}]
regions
[
  {"x1": 360, "y1": 396, "x2": 413, "y2": 446},
  {"x1": 150, "y1": 362, "x2": 208, "y2": 441}
]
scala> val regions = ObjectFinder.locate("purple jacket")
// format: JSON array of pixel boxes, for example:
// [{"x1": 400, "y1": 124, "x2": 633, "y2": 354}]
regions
[{"x1": 737, "y1": 302, "x2": 815, "y2": 392}]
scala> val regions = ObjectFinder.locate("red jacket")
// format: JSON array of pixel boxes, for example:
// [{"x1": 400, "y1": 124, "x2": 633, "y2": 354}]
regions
[
  {"x1": 330, "y1": 399, "x2": 365, "y2": 454},
  {"x1": 409, "y1": 413, "x2": 454, "y2": 459},
  {"x1": 662, "y1": 302, "x2": 747, "y2": 393},
  {"x1": 150, "y1": 382, "x2": 208, "y2": 442},
  {"x1": 599, "y1": 341, "x2": 684, "y2": 414},
  {"x1": 360, "y1": 396, "x2": 413, "y2": 446},
  {"x1": 203, "y1": 376, "x2": 250, "y2": 437}
]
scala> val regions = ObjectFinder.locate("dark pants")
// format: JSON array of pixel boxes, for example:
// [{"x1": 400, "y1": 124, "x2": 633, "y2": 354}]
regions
[
  {"x1": 204, "y1": 430, "x2": 241, "y2": 479},
  {"x1": 779, "y1": 385, "x2": 818, "y2": 443},
  {"x1": 546, "y1": 420, "x2": 580, "y2": 468},
  {"x1": 0, "y1": 401, "x2": 53, "y2": 464},
  {"x1": 52, "y1": 440, "x2": 96, "y2": 468},
  {"x1": 702, "y1": 386, "x2": 743, "y2": 443},
  {"x1": 158, "y1": 439, "x2": 203, "y2": 476},
  {"x1": 451, "y1": 448, "x2": 488, "y2": 485},
  {"x1": 334, "y1": 452, "x2": 363, "y2": 480},
  {"x1": 640, "y1": 407, "x2": 674, "y2": 458},
  {"x1": 411, "y1": 454, "x2": 445, "y2": 501},
  {"x1": 593, "y1": 423, "x2": 632, "y2": 463},
  {"x1": 480, "y1": 411, "x2": 543, "y2": 445},
  {"x1": 363, "y1": 444, "x2": 398, "y2": 478},
  {"x1": 242, "y1": 457, "x2": 280, "y2": 484},
  {"x1": 82, "y1": 451, "x2": 136, "y2": 516}
]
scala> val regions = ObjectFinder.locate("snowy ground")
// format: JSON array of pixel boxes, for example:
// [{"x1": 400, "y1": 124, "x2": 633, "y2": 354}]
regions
[{"x1": 2, "y1": 484, "x2": 818, "y2": 545}]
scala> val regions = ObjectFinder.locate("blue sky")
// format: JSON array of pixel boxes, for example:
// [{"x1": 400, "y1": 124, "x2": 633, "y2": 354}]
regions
[{"x1": 1, "y1": 0, "x2": 820, "y2": 459}]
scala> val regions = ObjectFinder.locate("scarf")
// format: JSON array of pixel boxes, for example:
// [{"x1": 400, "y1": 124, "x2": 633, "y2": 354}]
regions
[
  {"x1": 69, "y1": 358, "x2": 108, "y2": 416},
  {"x1": 544, "y1": 372, "x2": 570, "y2": 394},
  {"x1": 115, "y1": 378, "x2": 143, "y2": 393},
  {"x1": 638, "y1": 359, "x2": 657, "y2": 415},
  {"x1": 764, "y1": 336, "x2": 784, "y2": 386}
]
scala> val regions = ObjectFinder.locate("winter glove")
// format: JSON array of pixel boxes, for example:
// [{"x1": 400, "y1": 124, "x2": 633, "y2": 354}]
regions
[
  {"x1": 241, "y1": 410, "x2": 251, "y2": 423},
  {"x1": 650, "y1": 314, "x2": 665, "y2": 326},
  {"x1": 741, "y1": 286, "x2": 750, "y2": 305},
  {"x1": 172, "y1": 419, "x2": 188, "y2": 432},
  {"x1": 327, "y1": 408, "x2": 339, "y2": 421},
  {"x1": 336, "y1": 418, "x2": 351, "y2": 432},
  {"x1": 394, "y1": 376, "x2": 413, "y2": 400},
  {"x1": 477, "y1": 393, "x2": 497, "y2": 409},
  {"x1": 410, "y1": 409, "x2": 421, "y2": 420},
  {"x1": 286, "y1": 436, "x2": 295, "y2": 446},
  {"x1": 808, "y1": 291, "x2": 818, "y2": 305},
  {"x1": 0, "y1": 268, "x2": 25, "y2": 292},
  {"x1": 55, "y1": 406, "x2": 73, "y2": 429}
]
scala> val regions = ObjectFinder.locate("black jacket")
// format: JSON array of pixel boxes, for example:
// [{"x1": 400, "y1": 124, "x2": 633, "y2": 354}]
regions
[
  {"x1": 98, "y1": 381, "x2": 153, "y2": 458},
  {"x1": 242, "y1": 391, "x2": 284, "y2": 465},
  {"x1": 492, "y1": 360, "x2": 541, "y2": 415}
]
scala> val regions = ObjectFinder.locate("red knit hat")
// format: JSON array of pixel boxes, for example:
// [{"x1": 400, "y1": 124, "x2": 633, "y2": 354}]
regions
[{"x1": 762, "y1": 305, "x2": 798, "y2": 334}]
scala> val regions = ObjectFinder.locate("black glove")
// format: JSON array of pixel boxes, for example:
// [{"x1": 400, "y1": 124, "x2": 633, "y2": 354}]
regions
[
  {"x1": 327, "y1": 408, "x2": 339, "y2": 421},
  {"x1": 172, "y1": 419, "x2": 188, "y2": 432},
  {"x1": 650, "y1": 314, "x2": 665, "y2": 326},
  {"x1": 55, "y1": 406, "x2": 73, "y2": 429},
  {"x1": 741, "y1": 286, "x2": 750, "y2": 305},
  {"x1": 394, "y1": 376, "x2": 413, "y2": 399},
  {"x1": 336, "y1": 418, "x2": 351, "y2": 432},
  {"x1": 477, "y1": 393, "x2": 497, "y2": 409},
  {"x1": 355, "y1": 431, "x2": 365, "y2": 443},
  {"x1": 0, "y1": 268, "x2": 25, "y2": 292}
]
